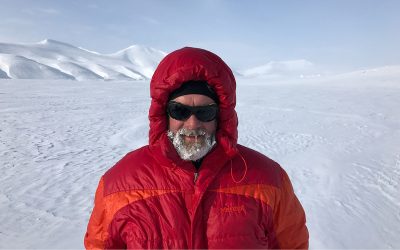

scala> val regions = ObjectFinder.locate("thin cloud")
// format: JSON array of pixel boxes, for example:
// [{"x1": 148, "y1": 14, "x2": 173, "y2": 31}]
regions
[
  {"x1": 87, "y1": 3, "x2": 99, "y2": 9},
  {"x1": 38, "y1": 8, "x2": 60, "y2": 15},
  {"x1": 140, "y1": 16, "x2": 160, "y2": 25},
  {"x1": 22, "y1": 7, "x2": 60, "y2": 16},
  {"x1": 2, "y1": 17, "x2": 32, "y2": 25}
]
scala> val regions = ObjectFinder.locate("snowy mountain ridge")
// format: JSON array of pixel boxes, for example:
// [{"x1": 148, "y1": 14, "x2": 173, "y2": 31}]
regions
[
  {"x1": 239, "y1": 59, "x2": 316, "y2": 78},
  {"x1": 1, "y1": 39, "x2": 399, "y2": 81},
  {"x1": 0, "y1": 39, "x2": 167, "y2": 81},
  {"x1": 239, "y1": 60, "x2": 400, "y2": 81}
]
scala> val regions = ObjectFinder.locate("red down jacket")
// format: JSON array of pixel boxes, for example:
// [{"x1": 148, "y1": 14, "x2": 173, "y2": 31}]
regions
[{"x1": 84, "y1": 47, "x2": 309, "y2": 249}]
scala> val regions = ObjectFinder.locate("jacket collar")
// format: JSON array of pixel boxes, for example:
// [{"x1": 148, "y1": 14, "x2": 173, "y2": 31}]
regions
[{"x1": 149, "y1": 133, "x2": 234, "y2": 190}]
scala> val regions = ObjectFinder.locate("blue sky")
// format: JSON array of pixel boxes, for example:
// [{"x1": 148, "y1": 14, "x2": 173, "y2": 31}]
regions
[{"x1": 1, "y1": 0, "x2": 399, "y2": 72}]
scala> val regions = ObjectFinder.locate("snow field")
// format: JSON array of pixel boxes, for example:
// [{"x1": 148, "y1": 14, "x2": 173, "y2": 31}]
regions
[
  {"x1": 237, "y1": 79, "x2": 400, "y2": 248},
  {"x1": 0, "y1": 77, "x2": 399, "y2": 248}
]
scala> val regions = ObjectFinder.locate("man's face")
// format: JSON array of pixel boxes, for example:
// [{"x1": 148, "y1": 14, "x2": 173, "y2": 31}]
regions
[{"x1": 167, "y1": 94, "x2": 217, "y2": 161}]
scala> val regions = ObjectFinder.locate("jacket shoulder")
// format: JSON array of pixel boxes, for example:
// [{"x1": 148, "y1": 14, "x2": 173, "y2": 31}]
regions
[
  {"x1": 102, "y1": 146, "x2": 159, "y2": 195},
  {"x1": 235, "y1": 144, "x2": 284, "y2": 187}
]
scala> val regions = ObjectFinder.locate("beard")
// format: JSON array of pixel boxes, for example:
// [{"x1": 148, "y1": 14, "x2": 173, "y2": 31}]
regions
[{"x1": 167, "y1": 128, "x2": 216, "y2": 161}]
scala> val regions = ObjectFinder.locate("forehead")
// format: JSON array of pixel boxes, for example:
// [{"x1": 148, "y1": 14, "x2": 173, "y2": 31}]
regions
[{"x1": 171, "y1": 94, "x2": 216, "y2": 106}]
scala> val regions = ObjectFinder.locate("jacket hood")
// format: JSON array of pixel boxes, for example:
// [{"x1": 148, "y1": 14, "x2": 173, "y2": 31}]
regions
[{"x1": 149, "y1": 47, "x2": 238, "y2": 158}]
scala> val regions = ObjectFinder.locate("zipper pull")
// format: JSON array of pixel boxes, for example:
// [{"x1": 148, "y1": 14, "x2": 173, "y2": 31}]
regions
[{"x1": 194, "y1": 172, "x2": 199, "y2": 183}]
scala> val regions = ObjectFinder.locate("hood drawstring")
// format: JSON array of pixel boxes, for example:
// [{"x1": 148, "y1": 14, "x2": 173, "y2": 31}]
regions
[{"x1": 230, "y1": 152, "x2": 248, "y2": 184}]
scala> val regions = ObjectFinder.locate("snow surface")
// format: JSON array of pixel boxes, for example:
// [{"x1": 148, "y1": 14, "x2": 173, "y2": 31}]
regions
[
  {"x1": 1, "y1": 68, "x2": 400, "y2": 249},
  {"x1": 0, "y1": 39, "x2": 166, "y2": 81}
]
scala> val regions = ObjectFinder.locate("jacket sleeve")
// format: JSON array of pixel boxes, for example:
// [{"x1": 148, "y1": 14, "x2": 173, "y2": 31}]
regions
[
  {"x1": 272, "y1": 169, "x2": 309, "y2": 249},
  {"x1": 84, "y1": 177, "x2": 107, "y2": 249}
]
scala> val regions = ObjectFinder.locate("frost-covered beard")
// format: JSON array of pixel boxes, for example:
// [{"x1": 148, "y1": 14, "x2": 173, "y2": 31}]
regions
[{"x1": 167, "y1": 128, "x2": 216, "y2": 161}]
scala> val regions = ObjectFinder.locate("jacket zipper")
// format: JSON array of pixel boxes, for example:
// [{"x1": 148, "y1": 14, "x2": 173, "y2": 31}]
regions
[{"x1": 189, "y1": 171, "x2": 198, "y2": 248}]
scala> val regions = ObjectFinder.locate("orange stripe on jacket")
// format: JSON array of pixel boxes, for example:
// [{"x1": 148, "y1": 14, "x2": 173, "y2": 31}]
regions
[
  {"x1": 211, "y1": 174, "x2": 308, "y2": 249},
  {"x1": 210, "y1": 183, "x2": 278, "y2": 209},
  {"x1": 84, "y1": 177, "x2": 180, "y2": 249},
  {"x1": 273, "y1": 171, "x2": 309, "y2": 249}
]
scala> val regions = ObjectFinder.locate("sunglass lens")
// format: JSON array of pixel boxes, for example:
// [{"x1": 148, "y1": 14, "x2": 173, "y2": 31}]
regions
[
  {"x1": 168, "y1": 103, "x2": 191, "y2": 120},
  {"x1": 195, "y1": 106, "x2": 218, "y2": 122}
]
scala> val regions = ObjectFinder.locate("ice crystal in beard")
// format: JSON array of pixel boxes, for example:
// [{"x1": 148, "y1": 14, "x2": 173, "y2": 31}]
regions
[{"x1": 167, "y1": 128, "x2": 216, "y2": 161}]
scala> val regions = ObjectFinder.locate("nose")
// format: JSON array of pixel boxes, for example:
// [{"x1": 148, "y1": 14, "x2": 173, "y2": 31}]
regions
[{"x1": 184, "y1": 114, "x2": 201, "y2": 129}]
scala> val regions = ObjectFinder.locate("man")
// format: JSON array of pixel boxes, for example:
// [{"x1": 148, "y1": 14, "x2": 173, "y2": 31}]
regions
[{"x1": 84, "y1": 47, "x2": 309, "y2": 249}]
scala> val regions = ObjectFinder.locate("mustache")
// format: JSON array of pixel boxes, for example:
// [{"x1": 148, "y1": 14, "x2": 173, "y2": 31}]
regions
[{"x1": 177, "y1": 128, "x2": 206, "y2": 136}]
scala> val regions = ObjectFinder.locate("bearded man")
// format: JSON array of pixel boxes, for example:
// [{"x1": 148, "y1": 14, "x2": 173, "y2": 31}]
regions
[{"x1": 84, "y1": 47, "x2": 309, "y2": 249}]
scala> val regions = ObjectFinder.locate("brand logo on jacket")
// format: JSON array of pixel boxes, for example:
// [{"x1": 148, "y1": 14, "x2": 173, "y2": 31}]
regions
[{"x1": 220, "y1": 205, "x2": 246, "y2": 214}]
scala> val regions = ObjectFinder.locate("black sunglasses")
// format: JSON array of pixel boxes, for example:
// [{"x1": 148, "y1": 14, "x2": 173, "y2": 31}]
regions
[{"x1": 167, "y1": 101, "x2": 218, "y2": 122}]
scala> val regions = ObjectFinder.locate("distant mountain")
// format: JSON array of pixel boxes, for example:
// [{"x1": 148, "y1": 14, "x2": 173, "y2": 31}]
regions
[
  {"x1": 0, "y1": 39, "x2": 167, "y2": 80},
  {"x1": 238, "y1": 60, "x2": 400, "y2": 83},
  {"x1": 238, "y1": 59, "x2": 318, "y2": 79}
]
